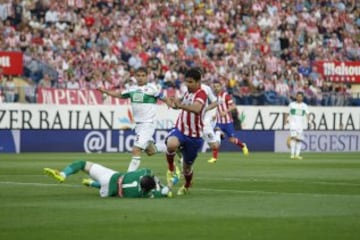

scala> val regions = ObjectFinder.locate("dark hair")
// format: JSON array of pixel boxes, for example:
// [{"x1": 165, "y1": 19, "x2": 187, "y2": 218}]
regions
[
  {"x1": 136, "y1": 67, "x2": 148, "y2": 74},
  {"x1": 185, "y1": 67, "x2": 202, "y2": 81},
  {"x1": 140, "y1": 175, "x2": 156, "y2": 193},
  {"x1": 296, "y1": 91, "x2": 304, "y2": 97}
]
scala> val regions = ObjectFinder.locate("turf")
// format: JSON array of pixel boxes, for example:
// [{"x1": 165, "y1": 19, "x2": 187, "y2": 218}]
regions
[{"x1": 0, "y1": 152, "x2": 360, "y2": 240}]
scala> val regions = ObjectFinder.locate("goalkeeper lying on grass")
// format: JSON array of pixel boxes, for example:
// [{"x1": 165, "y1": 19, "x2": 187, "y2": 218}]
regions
[{"x1": 44, "y1": 160, "x2": 172, "y2": 198}]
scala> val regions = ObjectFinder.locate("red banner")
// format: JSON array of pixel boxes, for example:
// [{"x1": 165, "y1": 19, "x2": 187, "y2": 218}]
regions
[
  {"x1": 0, "y1": 51, "x2": 23, "y2": 75},
  {"x1": 314, "y1": 61, "x2": 360, "y2": 83},
  {"x1": 37, "y1": 88, "x2": 176, "y2": 105}
]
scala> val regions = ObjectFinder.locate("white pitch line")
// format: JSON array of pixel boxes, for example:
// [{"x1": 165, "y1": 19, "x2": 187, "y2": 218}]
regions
[
  {"x1": 196, "y1": 176, "x2": 360, "y2": 187},
  {"x1": 1, "y1": 181, "x2": 359, "y2": 197},
  {"x1": 0, "y1": 181, "x2": 79, "y2": 187}
]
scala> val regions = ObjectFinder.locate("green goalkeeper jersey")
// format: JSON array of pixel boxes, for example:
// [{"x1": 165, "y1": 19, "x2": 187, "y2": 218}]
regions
[{"x1": 108, "y1": 168, "x2": 165, "y2": 198}]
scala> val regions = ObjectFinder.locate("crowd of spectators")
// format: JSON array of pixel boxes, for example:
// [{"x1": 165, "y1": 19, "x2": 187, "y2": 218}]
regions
[{"x1": 0, "y1": 0, "x2": 360, "y2": 106}]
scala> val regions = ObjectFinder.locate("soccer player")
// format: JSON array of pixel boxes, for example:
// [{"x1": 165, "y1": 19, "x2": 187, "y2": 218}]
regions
[
  {"x1": 202, "y1": 83, "x2": 223, "y2": 163},
  {"x1": 165, "y1": 68, "x2": 208, "y2": 195},
  {"x1": 210, "y1": 81, "x2": 249, "y2": 163},
  {"x1": 98, "y1": 67, "x2": 171, "y2": 172},
  {"x1": 286, "y1": 91, "x2": 309, "y2": 159},
  {"x1": 176, "y1": 83, "x2": 222, "y2": 164},
  {"x1": 43, "y1": 160, "x2": 172, "y2": 198}
]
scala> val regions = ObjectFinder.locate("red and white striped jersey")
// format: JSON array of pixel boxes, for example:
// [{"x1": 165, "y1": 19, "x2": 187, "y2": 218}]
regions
[
  {"x1": 175, "y1": 88, "x2": 207, "y2": 138},
  {"x1": 216, "y1": 91, "x2": 234, "y2": 124}
]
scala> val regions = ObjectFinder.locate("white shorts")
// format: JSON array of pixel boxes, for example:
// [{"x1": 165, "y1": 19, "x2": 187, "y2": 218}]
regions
[
  {"x1": 290, "y1": 129, "x2": 304, "y2": 140},
  {"x1": 134, "y1": 122, "x2": 156, "y2": 149},
  {"x1": 202, "y1": 118, "x2": 218, "y2": 144},
  {"x1": 89, "y1": 163, "x2": 117, "y2": 197}
]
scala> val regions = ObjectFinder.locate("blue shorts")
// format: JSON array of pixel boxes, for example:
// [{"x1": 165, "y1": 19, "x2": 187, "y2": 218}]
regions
[
  {"x1": 166, "y1": 128, "x2": 204, "y2": 165},
  {"x1": 216, "y1": 123, "x2": 236, "y2": 138}
]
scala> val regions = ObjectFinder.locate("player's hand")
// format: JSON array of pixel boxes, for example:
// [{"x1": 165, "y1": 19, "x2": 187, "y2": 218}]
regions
[
  {"x1": 173, "y1": 98, "x2": 182, "y2": 109},
  {"x1": 97, "y1": 87, "x2": 105, "y2": 93},
  {"x1": 161, "y1": 186, "x2": 172, "y2": 198},
  {"x1": 220, "y1": 111, "x2": 227, "y2": 117},
  {"x1": 165, "y1": 97, "x2": 175, "y2": 108}
]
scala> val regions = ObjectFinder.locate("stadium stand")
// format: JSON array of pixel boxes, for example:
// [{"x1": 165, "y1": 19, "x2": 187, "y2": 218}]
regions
[{"x1": 0, "y1": 0, "x2": 359, "y2": 105}]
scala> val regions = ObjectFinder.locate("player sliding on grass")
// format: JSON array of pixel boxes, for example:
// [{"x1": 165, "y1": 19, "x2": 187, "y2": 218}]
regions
[{"x1": 43, "y1": 160, "x2": 172, "y2": 198}]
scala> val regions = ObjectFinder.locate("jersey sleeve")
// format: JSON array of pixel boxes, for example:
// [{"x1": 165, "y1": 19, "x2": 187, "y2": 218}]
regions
[
  {"x1": 203, "y1": 84, "x2": 217, "y2": 103},
  {"x1": 225, "y1": 93, "x2": 234, "y2": 105},
  {"x1": 147, "y1": 187, "x2": 168, "y2": 198},
  {"x1": 120, "y1": 88, "x2": 131, "y2": 98},
  {"x1": 304, "y1": 103, "x2": 309, "y2": 115},
  {"x1": 194, "y1": 89, "x2": 207, "y2": 106},
  {"x1": 147, "y1": 83, "x2": 164, "y2": 99}
]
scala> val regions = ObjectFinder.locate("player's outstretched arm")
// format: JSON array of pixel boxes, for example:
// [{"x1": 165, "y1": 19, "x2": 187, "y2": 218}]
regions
[{"x1": 97, "y1": 87, "x2": 121, "y2": 98}]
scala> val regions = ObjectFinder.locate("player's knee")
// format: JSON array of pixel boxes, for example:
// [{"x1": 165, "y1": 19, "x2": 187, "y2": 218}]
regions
[
  {"x1": 209, "y1": 142, "x2": 219, "y2": 150},
  {"x1": 84, "y1": 161, "x2": 93, "y2": 172},
  {"x1": 132, "y1": 146, "x2": 142, "y2": 155},
  {"x1": 166, "y1": 137, "x2": 179, "y2": 152},
  {"x1": 145, "y1": 148, "x2": 156, "y2": 156}
]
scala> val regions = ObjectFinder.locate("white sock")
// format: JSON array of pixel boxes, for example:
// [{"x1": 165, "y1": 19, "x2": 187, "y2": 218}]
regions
[
  {"x1": 155, "y1": 141, "x2": 167, "y2": 153},
  {"x1": 290, "y1": 139, "x2": 296, "y2": 156},
  {"x1": 215, "y1": 131, "x2": 222, "y2": 144},
  {"x1": 295, "y1": 141, "x2": 302, "y2": 156},
  {"x1": 127, "y1": 156, "x2": 141, "y2": 172}
]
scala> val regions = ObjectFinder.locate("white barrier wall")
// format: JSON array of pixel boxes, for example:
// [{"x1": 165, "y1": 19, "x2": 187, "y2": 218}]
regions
[
  {"x1": 1, "y1": 104, "x2": 359, "y2": 130},
  {"x1": 275, "y1": 130, "x2": 360, "y2": 152}
]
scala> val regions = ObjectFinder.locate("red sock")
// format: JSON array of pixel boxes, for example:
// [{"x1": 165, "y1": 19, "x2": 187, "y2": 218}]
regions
[
  {"x1": 212, "y1": 148, "x2": 218, "y2": 159},
  {"x1": 234, "y1": 138, "x2": 244, "y2": 148},
  {"x1": 166, "y1": 151, "x2": 175, "y2": 171},
  {"x1": 184, "y1": 171, "x2": 193, "y2": 188}
]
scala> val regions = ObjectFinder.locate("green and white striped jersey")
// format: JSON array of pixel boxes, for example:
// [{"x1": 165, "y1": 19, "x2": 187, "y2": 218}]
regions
[
  {"x1": 121, "y1": 83, "x2": 162, "y2": 123},
  {"x1": 288, "y1": 101, "x2": 309, "y2": 130}
]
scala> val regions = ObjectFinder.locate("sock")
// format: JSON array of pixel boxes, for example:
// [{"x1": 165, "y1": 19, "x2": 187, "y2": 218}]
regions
[
  {"x1": 234, "y1": 138, "x2": 244, "y2": 148},
  {"x1": 166, "y1": 151, "x2": 176, "y2": 171},
  {"x1": 295, "y1": 141, "x2": 302, "y2": 156},
  {"x1": 62, "y1": 160, "x2": 86, "y2": 177},
  {"x1": 90, "y1": 181, "x2": 101, "y2": 189},
  {"x1": 127, "y1": 156, "x2": 141, "y2": 172},
  {"x1": 155, "y1": 141, "x2": 167, "y2": 153},
  {"x1": 215, "y1": 131, "x2": 222, "y2": 143},
  {"x1": 184, "y1": 170, "x2": 193, "y2": 188},
  {"x1": 212, "y1": 148, "x2": 218, "y2": 159},
  {"x1": 290, "y1": 139, "x2": 296, "y2": 156}
]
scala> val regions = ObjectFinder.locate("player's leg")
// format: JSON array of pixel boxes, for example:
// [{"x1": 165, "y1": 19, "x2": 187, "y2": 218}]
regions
[
  {"x1": 289, "y1": 130, "x2": 297, "y2": 159},
  {"x1": 165, "y1": 129, "x2": 182, "y2": 186},
  {"x1": 44, "y1": 160, "x2": 87, "y2": 183},
  {"x1": 294, "y1": 130, "x2": 304, "y2": 159},
  {"x1": 177, "y1": 136, "x2": 204, "y2": 195},
  {"x1": 87, "y1": 163, "x2": 118, "y2": 197},
  {"x1": 224, "y1": 123, "x2": 249, "y2": 155},
  {"x1": 203, "y1": 123, "x2": 220, "y2": 163},
  {"x1": 128, "y1": 123, "x2": 155, "y2": 172}
]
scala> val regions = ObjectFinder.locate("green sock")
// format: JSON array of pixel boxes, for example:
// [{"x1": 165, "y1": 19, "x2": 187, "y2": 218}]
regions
[
  {"x1": 62, "y1": 160, "x2": 86, "y2": 177},
  {"x1": 90, "y1": 181, "x2": 100, "y2": 189}
]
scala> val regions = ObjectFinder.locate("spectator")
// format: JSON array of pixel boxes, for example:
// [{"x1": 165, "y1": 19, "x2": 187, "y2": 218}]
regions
[
  {"x1": 0, "y1": 0, "x2": 359, "y2": 106},
  {"x1": 3, "y1": 75, "x2": 18, "y2": 103},
  {"x1": 38, "y1": 73, "x2": 52, "y2": 88}
]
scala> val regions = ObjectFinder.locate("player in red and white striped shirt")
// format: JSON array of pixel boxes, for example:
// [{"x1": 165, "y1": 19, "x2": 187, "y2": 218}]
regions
[
  {"x1": 212, "y1": 81, "x2": 249, "y2": 158},
  {"x1": 165, "y1": 68, "x2": 207, "y2": 195}
]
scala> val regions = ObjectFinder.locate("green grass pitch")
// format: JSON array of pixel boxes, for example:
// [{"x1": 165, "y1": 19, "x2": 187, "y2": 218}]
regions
[{"x1": 1, "y1": 152, "x2": 360, "y2": 240}]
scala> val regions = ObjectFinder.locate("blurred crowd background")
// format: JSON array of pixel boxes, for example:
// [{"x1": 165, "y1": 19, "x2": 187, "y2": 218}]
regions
[{"x1": 1, "y1": 0, "x2": 360, "y2": 106}]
